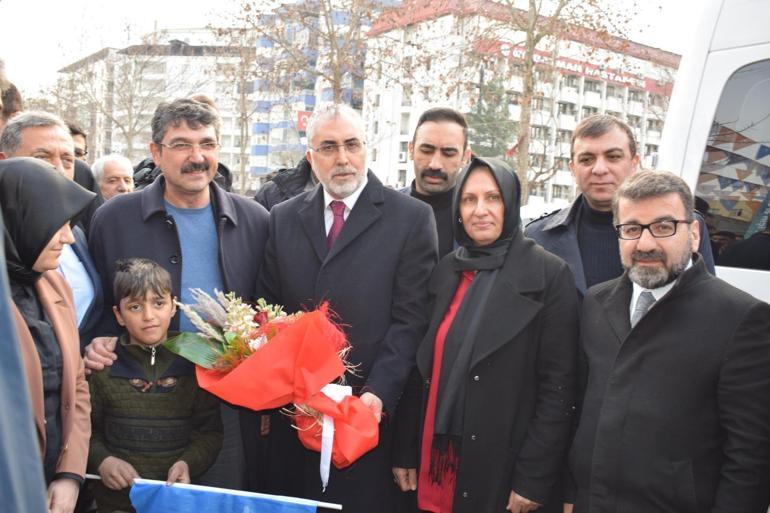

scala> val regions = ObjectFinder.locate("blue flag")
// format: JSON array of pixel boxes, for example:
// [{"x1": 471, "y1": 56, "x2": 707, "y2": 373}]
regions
[{"x1": 130, "y1": 479, "x2": 334, "y2": 513}]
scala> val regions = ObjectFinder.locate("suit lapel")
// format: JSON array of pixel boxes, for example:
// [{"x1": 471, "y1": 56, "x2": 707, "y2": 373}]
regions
[
  {"x1": 469, "y1": 275, "x2": 543, "y2": 368},
  {"x1": 298, "y1": 187, "x2": 328, "y2": 262},
  {"x1": 598, "y1": 276, "x2": 633, "y2": 343},
  {"x1": 325, "y1": 174, "x2": 383, "y2": 262}
]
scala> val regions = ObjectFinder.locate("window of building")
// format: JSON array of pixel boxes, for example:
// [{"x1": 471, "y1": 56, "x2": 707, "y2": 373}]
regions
[
  {"x1": 402, "y1": 85, "x2": 412, "y2": 107},
  {"x1": 400, "y1": 113, "x2": 410, "y2": 135},
  {"x1": 584, "y1": 80, "x2": 601, "y2": 93},
  {"x1": 581, "y1": 106, "x2": 599, "y2": 118},
  {"x1": 372, "y1": 148, "x2": 377, "y2": 161},
  {"x1": 694, "y1": 59, "x2": 770, "y2": 271},
  {"x1": 645, "y1": 144, "x2": 658, "y2": 157},
  {"x1": 531, "y1": 125, "x2": 550, "y2": 140},
  {"x1": 647, "y1": 118, "x2": 663, "y2": 131},
  {"x1": 529, "y1": 153, "x2": 546, "y2": 168},
  {"x1": 398, "y1": 169, "x2": 407, "y2": 187},
  {"x1": 373, "y1": 120, "x2": 379, "y2": 135},
  {"x1": 552, "y1": 184, "x2": 572, "y2": 200},
  {"x1": 530, "y1": 183, "x2": 546, "y2": 197},
  {"x1": 562, "y1": 74, "x2": 579, "y2": 88},
  {"x1": 557, "y1": 102, "x2": 575, "y2": 116},
  {"x1": 399, "y1": 141, "x2": 408, "y2": 162},
  {"x1": 606, "y1": 84, "x2": 620, "y2": 99},
  {"x1": 627, "y1": 115, "x2": 642, "y2": 128},
  {"x1": 649, "y1": 93, "x2": 666, "y2": 107},
  {"x1": 554, "y1": 157, "x2": 570, "y2": 171},
  {"x1": 556, "y1": 129, "x2": 573, "y2": 143},
  {"x1": 628, "y1": 89, "x2": 644, "y2": 102}
]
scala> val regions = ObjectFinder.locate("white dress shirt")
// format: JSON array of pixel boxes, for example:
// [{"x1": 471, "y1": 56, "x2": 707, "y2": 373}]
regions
[
  {"x1": 629, "y1": 259, "x2": 692, "y2": 319},
  {"x1": 322, "y1": 175, "x2": 369, "y2": 235}
]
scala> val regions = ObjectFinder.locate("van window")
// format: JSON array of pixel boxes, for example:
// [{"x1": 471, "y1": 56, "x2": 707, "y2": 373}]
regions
[{"x1": 695, "y1": 59, "x2": 770, "y2": 271}]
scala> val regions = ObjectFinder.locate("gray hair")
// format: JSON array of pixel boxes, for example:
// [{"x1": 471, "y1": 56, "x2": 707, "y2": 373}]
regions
[
  {"x1": 612, "y1": 169, "x2": 694, "y2": 224},
  {"x1": 92, "y1": 154, "x2": 134, "y2": 185},
  {"x1": 0, "y1": 111, "x2": 70, "y2": 155},
  {"x1": 151, "y1": 98, "x2": 220, "y2": 145},
  {"x1": 306, "y1": 103, "x2": 365, "y2": 147}
]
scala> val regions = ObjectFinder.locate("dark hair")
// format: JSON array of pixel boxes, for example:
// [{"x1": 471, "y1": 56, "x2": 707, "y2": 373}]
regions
[
  {"x1": 65, "y1": 120, "x2": 87, "y2": 140},
  {"x1": 151, "y1": 98, "x2": 220, "y2": 144},
  {"x1": 1, "y1": 83, "x2": 23, "y2": 120},
  {"x1": 571, "y1": 114, "x2": 636, "y2": 159},
  {"x1": 612, "y1": 170, "x2": 694, "y2": 225},
  {"x1": 113, "y1": 258, "x2": 173, "y2": 306},
  {"x1": 413, "y1": 107, "x2": 468, "y2": 150}
]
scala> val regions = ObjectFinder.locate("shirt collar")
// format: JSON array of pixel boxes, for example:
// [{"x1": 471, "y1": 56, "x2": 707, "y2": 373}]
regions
[{"x1": 322, "y1": 174, "x2": 368, "y2": 212}]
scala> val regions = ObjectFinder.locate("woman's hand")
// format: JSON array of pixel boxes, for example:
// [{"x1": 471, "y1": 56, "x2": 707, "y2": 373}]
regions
[
  {"x1": 47, "y1": 478, "x2": 80, "y2": 513},
  {"x1": 392, "y1": 467, "x2": 417, "y2": 491},
  {"x1": 98, "y1": 456, "x2": 139, "y2": 490},
  {"x1": 506, "y1": 490, "x2": 542, "y2": 513}
]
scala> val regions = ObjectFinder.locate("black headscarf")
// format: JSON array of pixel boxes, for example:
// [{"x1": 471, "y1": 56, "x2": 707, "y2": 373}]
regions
[
  {"x1": 434, "y1": 156, "x2": 521, "y2": 439},
  {"x1": 0, "y1": 157, "x2": 95, "y2": 285},
  {"x1": 452, "y1": 156, "x2": 521, "y2": 270}
]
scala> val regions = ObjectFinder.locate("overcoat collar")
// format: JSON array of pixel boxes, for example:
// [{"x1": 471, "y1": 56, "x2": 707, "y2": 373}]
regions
[
  {"x1": 540, "y1": 194, "x2": 583, "y2": 231},
  {"x1": 298, "y1": 171, "x2": 384, "y2": 263},
  {"x1": 594, "y1": 254, "x2": 710, "y2": 343},
  {"x1": 417, "y1": 234, "x2": 546, "y2": 375},
  {"x1": 140, "y1": 175, "x2": 238, "y2": 225}
]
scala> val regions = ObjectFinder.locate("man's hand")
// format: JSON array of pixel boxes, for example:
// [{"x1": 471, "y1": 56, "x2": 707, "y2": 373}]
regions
[
  {"x1": 83, "y1": 336, "x2": 118, "y2": 374},
  {"x1": 360, "y1": 392, "x2": 383, "y2": 423},
  {"x1": 47, "y1": 478, "x2": 80, "y2": 513},
  {"x1": 563, "y1": 504, "x2": 574, "y2": 513},
  {"x1": 507, "y1": 490, "x2": 542, "y2": 513},
  {"x1": 98, "y1": 456, "x2": 139, "y2": 490},
  {"x1": 392, "y1": 467, "x2": 417, "y2": 491},
  {"x1": 166, "y1": 461, "x2": 191, "y2": 485}
]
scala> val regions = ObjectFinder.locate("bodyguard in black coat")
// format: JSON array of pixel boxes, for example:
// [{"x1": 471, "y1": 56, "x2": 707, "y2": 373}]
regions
[
  {"x1": 243, "y1": 105, "x2": 437, "y2": 511},
  {"x1": 569, "y1": 170, "x2": 770, "y2": 513},
  {"x1": 393, "y1": 157, "x2": 579, "y2": 513}
]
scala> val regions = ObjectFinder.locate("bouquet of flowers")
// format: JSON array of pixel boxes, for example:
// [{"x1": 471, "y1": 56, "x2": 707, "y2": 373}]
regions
[{"x1": 164, "y1": 289, "x2": 379, "y2": 484}]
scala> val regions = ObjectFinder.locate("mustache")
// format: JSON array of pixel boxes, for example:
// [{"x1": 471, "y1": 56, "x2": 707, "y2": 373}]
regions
[
  {"x1": 182, "y1": 161, "x2": 210, "y2": 173},
  {"x1": 420, "y1": 167, "x2": 448, "y2": 181},
  {"x1": 632, "y1": 249, "x2": 665, "y2": 263},
  {"x1": 331, "y1": 166, "x2": 358, "y2": 177}
]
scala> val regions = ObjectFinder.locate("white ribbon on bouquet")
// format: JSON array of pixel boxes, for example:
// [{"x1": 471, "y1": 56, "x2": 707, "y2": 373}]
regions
[{"x1": 319, "y1": 383, "x2": 352, "y2": 492}]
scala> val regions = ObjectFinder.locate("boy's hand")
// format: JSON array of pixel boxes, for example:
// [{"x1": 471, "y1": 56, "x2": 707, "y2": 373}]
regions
[
  {"x1": 166, "y1": 461, "x2": 190, "y2": 485},
  {"x1": 83, "y1": 336, "x2": 118, "y2": 375},
  {"x1": 98, "y1": 456, "x2": 139, "y2": 490}
]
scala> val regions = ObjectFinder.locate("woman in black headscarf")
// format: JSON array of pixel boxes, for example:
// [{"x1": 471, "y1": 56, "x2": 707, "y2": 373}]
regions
[
  {"x1": 393, "y1": 156, "x2": 579, "y2": 513},
  {"x1": 1, "y1": 157, "x2": 95, "y2": 513}
]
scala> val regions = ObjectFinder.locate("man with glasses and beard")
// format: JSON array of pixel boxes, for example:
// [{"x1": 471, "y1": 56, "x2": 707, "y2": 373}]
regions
[
  {"x1": 83, "y1": 98, "x2": 269, "y2": 491},
  {"x1": 402, "y1": 107, "x2": 471, "y2": 258},
  {"x1": 568, "y1": 170, "x2": 770, "y2": 513}
]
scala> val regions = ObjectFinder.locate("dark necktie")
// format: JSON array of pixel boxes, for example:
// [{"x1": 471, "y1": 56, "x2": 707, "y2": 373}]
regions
[
  {"x1": 631, "y1": 290, "x2": 656, "y2": 327},
  {"x1": 327, "y1": 200, "x2": 346, "y2": 249}
]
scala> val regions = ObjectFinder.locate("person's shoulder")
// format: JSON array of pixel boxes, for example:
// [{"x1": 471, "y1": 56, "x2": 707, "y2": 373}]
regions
[
  {"x1": 525, "y1": 207, "x2": 567, "y2": 233},
  {"x1": 225, "y1": 189, "x2": 269, "y2": 218}
]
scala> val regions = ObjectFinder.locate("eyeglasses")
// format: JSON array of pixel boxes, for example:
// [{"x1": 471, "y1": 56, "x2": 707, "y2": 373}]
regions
[
  {"x1": 310, "y1": 140, "x2": 365, "y2": 156},
  {"x1": 615, "y1": 219, "x2": 693, "y2": 240},
  {"x1": 158, "y1": 141, "x2": 220, "y2": 153},
  {"x1": 74, "y1": 149, "x2": 88, "y2": 158}
]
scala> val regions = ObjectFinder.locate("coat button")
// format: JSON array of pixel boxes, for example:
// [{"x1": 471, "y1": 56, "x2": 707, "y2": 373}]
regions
[
  {"x1": 470, "y1": 434, "x2": 477, "y2": 441},
  {"x1": 169, "y1": 255, "x2": 180, "y2": 264},
  {"x1": 473, "y1": 375, "x2": 480, "y2": 382},
  {"x1": 462, "y1": 491, "x2": 468, "y2": 498}
]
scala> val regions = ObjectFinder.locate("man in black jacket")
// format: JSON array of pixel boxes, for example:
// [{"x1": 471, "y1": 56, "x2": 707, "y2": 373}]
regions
[
  {"x1": 254, "y1": 156, "x2": 316, "y2": 210},
  {"x1": 570, "y1": 170, "x2": 770, "y2": 512},
  {"x1": 84, "y1": 98, "x2": 269, "y2": 491},
  {"x1": 401, "y1": 107, "x2": 471, "y2": 258}
]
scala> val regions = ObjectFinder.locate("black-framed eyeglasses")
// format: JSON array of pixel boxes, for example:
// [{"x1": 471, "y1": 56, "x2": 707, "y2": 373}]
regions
[
  {"x1": 615, "y1": 219, "x2": 693, "y2": 240},
  {"x1": 74, "y1": 148, "x2": 88, "y2": 158},
  {"x1": 310, "y1": 140, "x2": 365, "y2": 156},
  {"x1": 158, "y1": 141, "x2": 220, "y2": 153}
]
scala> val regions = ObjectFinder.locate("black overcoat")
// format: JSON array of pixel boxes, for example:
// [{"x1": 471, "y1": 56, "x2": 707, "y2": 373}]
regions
[
  {"x1": 570, "y1": 257, "x2": 770, "y2": 513},
  {"x1": 394, "y1": 233, "x2": 579, "y2": 513},
  {"x1": 247, "y1": 172, "x2": 438, "y2": 510}
]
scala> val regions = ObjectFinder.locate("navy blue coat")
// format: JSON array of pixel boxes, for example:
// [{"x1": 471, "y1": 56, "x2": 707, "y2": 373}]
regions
[
  {"x1": 252, "y1": 172, "x2": 438, "y2": 510},
  {"x1": 70, "y1": 225, "x2": 102, "y2": 350},
  {"x1": 88, "y1": 176, "x2": 269, "y2": 336},
  {"x1": 525, "y1": 195, "x2": 716, "y2": 295}
]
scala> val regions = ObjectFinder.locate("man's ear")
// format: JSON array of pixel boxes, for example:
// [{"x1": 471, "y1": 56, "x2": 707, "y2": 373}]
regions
[
  {"x1": 690, "y1": 218, "x2": 701, "y2": 252},
  {"x1": 462, "y1": 146, "x2": 472, "y2": 166},
  {"x1": 149, "y1": 142, "x2": 162, "y2": 164},
  {"x1": 631, "y1": 153, "x2": 641, "y2": 171}
]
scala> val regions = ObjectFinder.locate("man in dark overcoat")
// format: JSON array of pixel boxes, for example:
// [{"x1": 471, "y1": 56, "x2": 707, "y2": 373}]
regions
[
  {"x1": 569, "y1": 170, "x2": 770, "y2": 512},
  {"x1": 242, "y1": 103, "x2": 437, "y2": 511}
]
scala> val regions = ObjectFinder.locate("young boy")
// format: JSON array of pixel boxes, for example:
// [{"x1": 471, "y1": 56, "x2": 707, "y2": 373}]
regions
[{"x1": 88, "y1": 258, "x2": 222, "y2": 512}]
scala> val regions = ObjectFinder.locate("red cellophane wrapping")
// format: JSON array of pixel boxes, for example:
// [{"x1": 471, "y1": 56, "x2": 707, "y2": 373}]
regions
[
  {"x1": 195, "y1": 305, "x2": 347, "y2": 410},
  {"x1": 295, "y1": 391, "x2": 380, "y2": 469}
]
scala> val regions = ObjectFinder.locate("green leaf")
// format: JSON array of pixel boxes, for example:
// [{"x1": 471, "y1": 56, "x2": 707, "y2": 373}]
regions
[{"x1": 163, "y1": 332, "x2": 224, "y2": 370}]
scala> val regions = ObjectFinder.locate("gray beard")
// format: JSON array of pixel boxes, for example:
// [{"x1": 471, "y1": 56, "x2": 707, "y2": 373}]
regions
[{"x1": 628, "y1": 247, "x2": 691, "y2": 289}]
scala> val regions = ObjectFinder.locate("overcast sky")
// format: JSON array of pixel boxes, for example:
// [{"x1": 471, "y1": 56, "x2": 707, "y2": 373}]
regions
[{"x1": 1, "y1": 0, "x2": 708, "y2": 96}]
